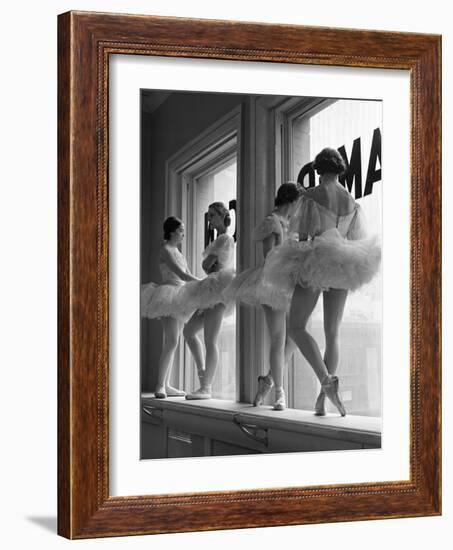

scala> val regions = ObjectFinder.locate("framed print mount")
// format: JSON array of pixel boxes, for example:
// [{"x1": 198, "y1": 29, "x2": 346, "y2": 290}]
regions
[{"x1": 58, "y1": 11, "x2": 441, "y2": 539}]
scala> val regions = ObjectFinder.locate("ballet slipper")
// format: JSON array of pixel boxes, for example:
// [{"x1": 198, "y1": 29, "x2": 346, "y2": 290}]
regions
[
  {"x1": 321, "y1": 375, "x2": 346, "y2": 416},
  {"x1": 253, "y1": 374, "x2": 274, "y2": 406},
  {"x1": 314, "y1": 390, "x2": 326, "y2": 416},
  {"x1": 273, "y1": 387, "x2": 286, "y2": 411}
]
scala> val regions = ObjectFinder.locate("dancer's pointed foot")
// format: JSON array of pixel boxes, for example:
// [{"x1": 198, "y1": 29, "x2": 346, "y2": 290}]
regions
[
  {"x1": 165, "y1": 385, "x2": 186, "y2": 397},
  {"x1": 185, "y1": 386, "x2": 212, "y2": 400},
  {"x1": 314, "y1": 390, "x2": 326, "y2": 416},
  {"x1": 154, "y1": 385, "x2": 167, "y2": 399},
  {"x1": 253, "y1": 374, "x2": 274, "y2": 406},
  {"x1": 321, "y1": 375, "x2": 346, "y2": 416},
  {"x1": 273, "y1": 387, "x2": 286, "y2": 411}
]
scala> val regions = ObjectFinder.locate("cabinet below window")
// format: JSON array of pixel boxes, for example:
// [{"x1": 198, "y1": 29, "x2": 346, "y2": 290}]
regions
[{"x1": 141, "y1": 395, "x2": 381, "y2": 459}]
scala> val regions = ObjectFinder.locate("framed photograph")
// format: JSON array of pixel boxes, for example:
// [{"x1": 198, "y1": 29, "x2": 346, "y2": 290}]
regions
[{"x1": 58, "y1": 11, "x2": 441, "y2": 538}]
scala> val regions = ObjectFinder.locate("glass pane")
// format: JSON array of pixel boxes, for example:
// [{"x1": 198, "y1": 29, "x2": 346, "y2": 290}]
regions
[
  {"x1": 186, "y1": 158, "x2": 237, "y2": 400},
  {"x1": 290, "y1": 100, "x2": 382, "y2": 417}
]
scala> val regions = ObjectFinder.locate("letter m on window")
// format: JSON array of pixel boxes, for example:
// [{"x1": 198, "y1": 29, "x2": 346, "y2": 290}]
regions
[{"x1": 338, "y1": 138, "x2": 362, "y2": 199}]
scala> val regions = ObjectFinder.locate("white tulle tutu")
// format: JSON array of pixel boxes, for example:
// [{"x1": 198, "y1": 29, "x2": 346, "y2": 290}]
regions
[
  {"x1": 183, "y1": 268, "x2": 236, "y2": 313},
  {"x1": 225, "y1": 266, "x2": 293, "y2": 311},
  {"x1": 224, "y1": 211, "x2": 293, "y2": 311},
  {"x1": 141, "y1": 282, "x2": 194, "y2": 320},
  {"x1": 263, "y1": 228, "x2": 381, "y2": 292}
]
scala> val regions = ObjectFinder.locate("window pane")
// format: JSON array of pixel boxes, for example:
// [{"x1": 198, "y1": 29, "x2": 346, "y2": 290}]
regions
[
  {"x1": 186, "y1": 158, "x2": 237, "y2": 400},
  {"x1": 290, "y1": 100, "x2": 382, "y2": 417}
]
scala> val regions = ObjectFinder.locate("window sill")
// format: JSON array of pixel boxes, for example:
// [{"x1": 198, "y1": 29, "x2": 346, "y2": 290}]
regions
[{"x1": 141, "y1": 393, "x2": 381, "y2": 457}]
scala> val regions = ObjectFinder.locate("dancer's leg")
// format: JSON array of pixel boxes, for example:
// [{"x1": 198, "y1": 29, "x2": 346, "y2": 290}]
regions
[
  {"x1": 183, "y1": 310, "x2": 205, "y2": 382},
  {"x1": 202, "y1": 303, "x2": 226, "y2": 388},
  {"x1": 314, "y1": 288, "x2": 348, "y2": 414},
  {"x1": 161, "y1": 318, "x2": 185, "y2": 396},
  {"x1": 262, "y1": 306, "x2": 286, "y2": 388},
  {"x1": 284, "y1": 324, "x2": 297, "y2": 366},
  {"x1": 323, "y1": 288, "x2": 348, "y2": 374},
  {"x1": 261, "y1": 306, "x2": 287, "y2": 410},
  {"x1": 155, "y1": 317, "x2": 181, "y2": 396},
  {"x1": 289, "y1": 285, "x2": 346, "y2": 415},
  {"x1": 254, "y1": 310, "x2": 297, "y2": 407},
  {"x1": 185, "y1": 304, "x2": 225, "y2": 400},
  {"x1": 288, "y1": 285, "x2": 326, "y2": 383}
]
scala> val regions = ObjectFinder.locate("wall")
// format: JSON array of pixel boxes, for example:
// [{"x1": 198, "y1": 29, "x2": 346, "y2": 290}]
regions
[{"x1": 0, "y1": 1, "x2": 450, "y2": 549}]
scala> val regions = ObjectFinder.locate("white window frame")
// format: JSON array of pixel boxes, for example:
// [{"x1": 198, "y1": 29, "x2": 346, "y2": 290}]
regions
[
  {"x1": 184, "y1": 153, "x2": 237, "y2": 275},
  {"x1": 275, "y1": 97, "x2": 337, "y2": 183},
  {"x1": 165, "y1": 106, "x2": 242, "y2": 395}
]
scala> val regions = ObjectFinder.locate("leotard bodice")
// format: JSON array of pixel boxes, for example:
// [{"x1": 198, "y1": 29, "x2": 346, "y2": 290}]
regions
[
  {"x1": 202, "y1": 233, "x2": 235, "y2": 272},
  {"x1": 159, "y1": 245, "x2": 188, "y2": 286},
  {"x1": 253, "y1": 212, "x2": 290, "y2": 246},
  {"x1": 290, "y1": 195, "x2": 367, "y2": 240}
]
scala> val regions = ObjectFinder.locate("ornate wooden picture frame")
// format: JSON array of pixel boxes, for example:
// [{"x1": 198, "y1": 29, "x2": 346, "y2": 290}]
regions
[{"x1": 58, "y1": 11, "x2": 441, "y2": 539}]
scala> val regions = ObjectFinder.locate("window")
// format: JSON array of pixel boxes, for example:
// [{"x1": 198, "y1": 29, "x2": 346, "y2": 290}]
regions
[
  {"x1": 280, "y1": 99, "x2": 383, "y2": 417},
  {"x1": 184, "y1": 158, "x2": 237, "y2": 399},
  {"x1": 165, "y1": 106, "x2": 241, "y2": 401},
  {"x1": 163, "y1": 97, "x2": 382, "y2": 417}
]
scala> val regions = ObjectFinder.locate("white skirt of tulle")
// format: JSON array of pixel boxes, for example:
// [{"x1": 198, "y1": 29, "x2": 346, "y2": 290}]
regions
[
  {"x1": 182, "y1": 268, "x2": 236, "y2": 314},
  {"x1": 263, "y1": 228, "x2": 381, "y2": 292},
  {"x1": 224, "y1": 265, "x2": 293, "y2": 311},
  {"x1": 141, "y1": 282, "x2": 194, "y2": 321}
]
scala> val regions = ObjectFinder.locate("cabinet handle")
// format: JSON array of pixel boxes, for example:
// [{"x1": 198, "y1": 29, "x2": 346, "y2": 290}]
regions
[
  {"x1": 142, "y1": 405, "x2": 163, "y2": 424},
  {"x1": 233, "y1": 415, "x2": 268, "y2": 447}
]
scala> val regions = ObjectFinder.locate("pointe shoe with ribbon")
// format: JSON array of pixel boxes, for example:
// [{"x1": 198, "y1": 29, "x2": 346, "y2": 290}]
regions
[
  {"x1": 273, "y1": 387, "x2": 286, "y2": 411},
  {"x1": 253, "y1": 374, "x2": 274, "y2": 406},
  {"x1": 321, "y1": 375, "x2": 346, "y2": 417},
  {"x1": 314, "y1": 390, "x2": 326, "y2": 416}
]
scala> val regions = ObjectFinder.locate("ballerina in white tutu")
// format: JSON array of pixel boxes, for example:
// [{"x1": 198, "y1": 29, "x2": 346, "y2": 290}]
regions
[
  {"x1": 227, "y1": 183, "x2": 300, "y2": 411},
  {"x1": 183, "y1": 202, "x2": 236, "y2": 400},
  {"x1": 263, "y1": 147, "x2": 381, "y2": 416},
  {"x1": 141, "y1": 216, "x2": 200, "y2": 399}
]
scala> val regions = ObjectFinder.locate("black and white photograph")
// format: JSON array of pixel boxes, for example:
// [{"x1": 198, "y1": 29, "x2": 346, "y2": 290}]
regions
[
  {"x1": 1, "y1": 0, "x2": 446, "y2": 545},
  {"x1": 140, "y1": 90, "x2": 383, "y2": 459}
]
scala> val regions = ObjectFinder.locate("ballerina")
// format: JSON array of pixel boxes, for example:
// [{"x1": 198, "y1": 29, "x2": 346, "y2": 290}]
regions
[
  {"x1": 263, "y1": 148, "x2": 381, "y2": 416},
  {"x1": 141, "y1": 216, "x2": 200, "y2": 399},
  {"x1": 183, "y1": 202, "x2": 236, "y2": 400},
  {"x1": 226, "y1": 182, "x2": 300, "y2": 410}
]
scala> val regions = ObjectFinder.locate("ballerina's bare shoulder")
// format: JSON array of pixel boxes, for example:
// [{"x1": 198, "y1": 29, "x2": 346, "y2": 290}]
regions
[{"x1": 304, "y1": 183, "x2": 356, "y2": 217}]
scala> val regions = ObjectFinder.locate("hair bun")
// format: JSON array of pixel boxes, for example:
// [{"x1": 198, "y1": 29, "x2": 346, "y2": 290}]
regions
[
  {"x1": 163, "y1": 216, "x2": 182, "y2": 240},
  {"x1": 275, "y1": 182, "x2": 300, "y2": 206},
  {"x1": 312, "y1": 147, "x2": 346, "y2": 176}
]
